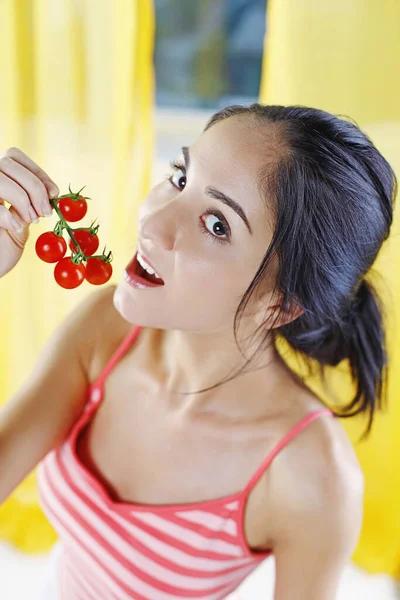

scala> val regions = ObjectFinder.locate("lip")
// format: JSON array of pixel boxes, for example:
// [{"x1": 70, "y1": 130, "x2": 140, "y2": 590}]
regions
[{"x1": 123, "y1": 252, "x2": 165, "y2": 289}]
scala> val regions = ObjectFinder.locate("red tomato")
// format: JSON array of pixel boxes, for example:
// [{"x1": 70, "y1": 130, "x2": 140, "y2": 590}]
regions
[
  {"x1": 85, "y1": 257, "x2": 113, "y2": 285},
  {"x1": 69, "y1": 230, "x2": 99, "y2": 256},
  {"x1": 35, "y1": 231, "x2": 67, "y2": 263},
  {"x1": 58, "y1": 195, "x2": 88, "y2": 222},
  {"x1": 54, "y1": 257, "x2": 86, "y2": 289}
]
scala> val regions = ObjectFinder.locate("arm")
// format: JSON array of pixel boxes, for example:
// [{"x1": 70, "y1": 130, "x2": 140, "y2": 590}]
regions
[
  {"x1": 267, "y1": 431, "x2": 364, "y2": 600},
  {"x1": 0, "y1": 284, "x2": 116, "y2": 505}
]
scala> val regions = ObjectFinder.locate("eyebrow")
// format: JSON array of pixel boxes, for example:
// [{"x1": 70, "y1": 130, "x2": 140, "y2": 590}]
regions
[{"x1": 182, "y1": 146, "x2": 253, "y2": 235}]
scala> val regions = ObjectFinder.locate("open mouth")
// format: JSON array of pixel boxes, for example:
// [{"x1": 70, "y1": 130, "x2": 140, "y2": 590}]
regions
[{"x1": 125, "y1": 252, "x2": 165, "y2": 287}]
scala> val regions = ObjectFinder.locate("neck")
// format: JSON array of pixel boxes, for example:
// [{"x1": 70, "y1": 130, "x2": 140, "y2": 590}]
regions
[{"x1": 155, "y1": 321, "x2": 285, "y2": 415}]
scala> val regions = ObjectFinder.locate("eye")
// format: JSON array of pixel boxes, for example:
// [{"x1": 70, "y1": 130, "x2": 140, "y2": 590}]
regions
[
  {"x1": 200, "y1": 211, "x2": 229, "y2": 242},
  {"x1": 167, "y1": 158, "x2": 231, "y2": 244},
  {"x1": 168, "y1": 160, "x2": 187, "y2": 191}
]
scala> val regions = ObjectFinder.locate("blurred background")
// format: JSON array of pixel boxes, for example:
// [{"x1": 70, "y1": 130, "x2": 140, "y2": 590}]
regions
[{"x1": 0, "y1": 0, "x2": 400, "y2": 598}]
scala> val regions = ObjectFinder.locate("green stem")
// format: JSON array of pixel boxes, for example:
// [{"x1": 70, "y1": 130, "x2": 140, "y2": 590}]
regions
[{"x1": 50, "y1": 198, "x2": 102, "y2": 264}]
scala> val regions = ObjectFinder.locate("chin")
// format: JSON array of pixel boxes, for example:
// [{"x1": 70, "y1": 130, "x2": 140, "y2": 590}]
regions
[
  {"x1": 112, "y1": 283, "x2": 138, "y2": 324},
  {"x1": 112, "y1": 281, "x2": 165, "y2": 329}
]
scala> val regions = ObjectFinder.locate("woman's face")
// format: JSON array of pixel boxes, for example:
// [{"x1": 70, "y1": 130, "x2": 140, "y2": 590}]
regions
[{"x1": 114, "y1": 115, "x2": 277, "y2": 333}]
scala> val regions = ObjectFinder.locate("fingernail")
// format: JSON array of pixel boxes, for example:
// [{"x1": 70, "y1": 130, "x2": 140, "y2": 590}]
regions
[
  {"x1": 11, "y1": 217, "x2": 24, "y2": 233},
  {"x1": 29, "y1": 206, "x2": 40, "y2": 224},
  {"x1": 47, "y1": 182, "x2": 59, "y2": 198},
  {"x1": 42, "y1": 200, "x2": 53, "y2": 217}
]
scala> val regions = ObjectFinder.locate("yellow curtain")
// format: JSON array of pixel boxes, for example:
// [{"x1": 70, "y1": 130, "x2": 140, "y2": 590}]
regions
[
  {"x1": 0, "y1": 0, "x2": 155, "y2": 552},
  {"x1": 260, "y1": 0, "x2": 400, "y2": 577}
]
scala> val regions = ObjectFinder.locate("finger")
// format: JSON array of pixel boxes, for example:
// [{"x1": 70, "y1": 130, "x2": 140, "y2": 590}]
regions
[
  {"x1": 1, "y1": 147, "x2": 59, "y2": 199},
  {"x1": 0, "y1": 156, "x2": 54, "y2": 219},
  {"x1": 0, "y1": 204, "x2": 29, "y2": 238},
  {"x1": 0, "y1": 170, "x2": 34, "y2": 224}
]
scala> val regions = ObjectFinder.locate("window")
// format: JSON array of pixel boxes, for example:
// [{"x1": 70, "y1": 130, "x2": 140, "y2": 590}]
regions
[
  {"x1": 154, "y1": 0, "x2": 267, "y2": 109},
  {"x1": 152, "y1": 0, "x2": 267, "y2": 184}
]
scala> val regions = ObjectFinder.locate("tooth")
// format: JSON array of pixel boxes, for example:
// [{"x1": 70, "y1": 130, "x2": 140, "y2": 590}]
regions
[
  {"x1": 138, "y1": 256, "x2": 147, "y2": 269},
  {"x1": 137, "y1": 252, "x2": 161, "y2": 278}
]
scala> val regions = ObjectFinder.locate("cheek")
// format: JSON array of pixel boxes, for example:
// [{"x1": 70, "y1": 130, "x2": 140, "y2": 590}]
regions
[{"x1": 176, "y1": 257, "x2": 252, "y2": 313}]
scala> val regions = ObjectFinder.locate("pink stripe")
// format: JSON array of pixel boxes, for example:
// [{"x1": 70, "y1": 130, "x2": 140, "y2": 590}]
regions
[
  {"x1": 175, "y1": 510, "x2": 237, "y2": 536},
  {"x1": 129, "y1": 512, "x2": 243, "y2": 558},
  {"x1": 60, "y1": 444, "x2": 246, "y2": 566},
  {"x1": 66, "y1": 564, "x2": 98, "y2": 600},
  {"x1": 161, "y1": 510, "x2": 238, "y2": 545},
  {"x1": 42, "y1": 459, "x2": 250, "y2": 598},
  {"x1": 62, "y1": 452, "x2": 251, "y2": 575},
  {"x1": 41, "y1": 471, "x2": 175, "y2": 600},
  {"x1": 63, "y1": 550, "x2": 114, "y2": 600},
  {"x1": 62, "y1": 441, "x2": 248, "y2": 564},
  {"x1": 44, "y1": 489, "x2": 247, "y2": 600},
  {"x1": 39, "y1": 455, "x2": 259, "y2": 599},
  {"x1": 39, "y1": 503, "x2": 122, "y2": 599},
  {"x1": 60, "y1": 447, "x2": 252, "y2": 575}
]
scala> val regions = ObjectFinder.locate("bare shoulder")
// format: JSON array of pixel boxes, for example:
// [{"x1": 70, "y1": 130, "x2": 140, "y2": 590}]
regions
[
  {"x1": 259, "y1": 396, "x2": 365, "y2": 598},
  {"x1": 84, "y1": 284, "x2": 139, "y2": 381},
  {"x1": 62, "y1": 283, "x2": 128, "y2": 380},
  {"x1": 266, "y1": 399, "x2": 365, "y2": 550},
  {"x1": 55, "y1": 283, "x2": 120, "y2": 373}
]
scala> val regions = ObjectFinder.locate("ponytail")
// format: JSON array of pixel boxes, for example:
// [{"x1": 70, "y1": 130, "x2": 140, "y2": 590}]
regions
[
  {"x1": 274, "y1": 278, "x2": 389, "y2": 440},
  {"x1": 342, "y1": 279, "x2": 388, "y2": 439}
]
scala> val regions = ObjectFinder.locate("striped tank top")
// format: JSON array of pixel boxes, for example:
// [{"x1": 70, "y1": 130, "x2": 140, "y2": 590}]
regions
[{"x1": 37, "y1": 324, "x2": 335, "y2": 600}]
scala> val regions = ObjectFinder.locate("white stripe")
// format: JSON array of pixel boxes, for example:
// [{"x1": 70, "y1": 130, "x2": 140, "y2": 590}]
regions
[
  {"x1": 43, "y1": 457, "x2": 253, "y2": 597},
  {"x1": 39, "y1": 449, "x2": 255, "y2": 577},
  {"x1": 224, "y1": 501, "x2": 240, "y2": 510},
  {"x1": 42, "y1": 473, "x2": 254, "y2": 600},
  {"x1": 131, "y1": 512, "x2": 243, "y2": 558},
  {"x1": 67, "y1": 567, "x2": 97, "y2": 600},
  {"x1": 61, "y1": 440, "x2": 246, "y2": 564},
  {"x1": 64, "y1": 550, "x2": 105, "y2": 600},
  {"x1": 175, "y1": 511, "x2": 237, "y2": 537},
  {"x1": 60, "y1": 449, "x2": 252, "y2": 573},
  {"x1": 38, "y1": 493, "x2": 138, "y2": 600}
]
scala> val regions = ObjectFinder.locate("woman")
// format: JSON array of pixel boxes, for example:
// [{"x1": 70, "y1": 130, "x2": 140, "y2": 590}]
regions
[{"x1": 0, "y1": 104, "x2": 396, "y2": 600}]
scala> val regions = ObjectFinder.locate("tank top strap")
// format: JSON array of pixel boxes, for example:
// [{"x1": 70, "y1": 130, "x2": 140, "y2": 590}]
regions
[
  {"x1": 88, "y1": 325, "x2": 143, "y2": 404},
  {"x1": 241, "y1": 407, "x2": 335, "y2": 496}
]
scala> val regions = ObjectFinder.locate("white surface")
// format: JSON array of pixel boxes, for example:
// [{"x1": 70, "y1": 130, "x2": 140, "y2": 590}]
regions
[{"x1": 0, "y1": 540, "x2": 398, "y2": 600}]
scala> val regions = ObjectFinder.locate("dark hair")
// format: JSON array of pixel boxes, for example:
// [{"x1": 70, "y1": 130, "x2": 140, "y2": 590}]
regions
[{"x1": 180, "y1": 103, "x2": 397, "y2": 441}]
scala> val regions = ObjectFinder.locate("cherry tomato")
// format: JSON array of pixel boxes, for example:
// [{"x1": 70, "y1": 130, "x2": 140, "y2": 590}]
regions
[
  {"x1": 54, "y1": 257, "x2": 86, "y2": 289},
  {"x1": 85, "y1": 257, "x2": 113, "y2": 285},
  {"x1": 58, "y1": 195, "x2": 88, "y2": 222},
  {"x1": 35, "y1": 231, "x2": 67, "y2": 263},
  {"x1": 69, "y1": 230, "x2": 99, "y2": 256}
]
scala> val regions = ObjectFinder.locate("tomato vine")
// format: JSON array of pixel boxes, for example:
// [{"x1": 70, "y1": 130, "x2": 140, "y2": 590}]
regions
[{"x1": 35, "y1": 184, "x2": 113, "y2": 289}]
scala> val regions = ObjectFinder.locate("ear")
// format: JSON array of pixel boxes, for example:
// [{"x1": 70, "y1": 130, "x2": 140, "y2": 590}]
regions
[{"x1": 253, "y1": 293, "x2": 304, "y2": 330}]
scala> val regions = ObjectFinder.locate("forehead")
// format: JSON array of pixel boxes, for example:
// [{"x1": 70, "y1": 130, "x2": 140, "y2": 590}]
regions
[{"x1": 190, "y1": 115, "x2": 278, "y2": 226}]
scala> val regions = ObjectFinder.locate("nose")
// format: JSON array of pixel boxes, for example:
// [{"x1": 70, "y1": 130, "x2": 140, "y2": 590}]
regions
[{"x1": 138, "y1": 201, "x2": 178, "y2": 252}]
